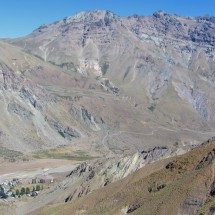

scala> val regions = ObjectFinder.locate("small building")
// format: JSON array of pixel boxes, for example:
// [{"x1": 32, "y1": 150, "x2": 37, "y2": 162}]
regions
[
  {"x1": 32, "y1": 178, "x2": 37, "y2": 184},
  {"x1": 31, "y1": 191, "x2": 38, "y2": 197},
  {"x1": 39, "y1": 175, "x2": 54, "y2": 184}
]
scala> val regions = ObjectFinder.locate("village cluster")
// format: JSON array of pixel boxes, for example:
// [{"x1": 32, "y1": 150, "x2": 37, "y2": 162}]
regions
[{"x1": 0, "y1": 175, "x2": 54, "y2": 200}]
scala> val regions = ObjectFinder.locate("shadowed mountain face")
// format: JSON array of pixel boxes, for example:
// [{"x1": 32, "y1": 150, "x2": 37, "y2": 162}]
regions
[{"x1": 0, "y1": 10, "x2": 215, "y2": 160}]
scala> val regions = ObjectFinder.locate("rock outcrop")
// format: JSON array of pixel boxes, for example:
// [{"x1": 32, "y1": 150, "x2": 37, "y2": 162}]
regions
[
  {"x1": 63, "y1": 145, "x2": 175, "y2": 202},
  {"x1": 71, "y1": 105, "x2": 104, "y2": 131},
  {"x1": 141, "y1": 146, "x2": 171, "y2": 161},
  {"x1": 7, "y1": 102, "x2": 33, "y2": 120},
  {"x1": 0, "y1": 62, "x2": 23, "y2": 90},
  {"x1": 48, "y1": 120, "x2": 80, "y2": 141},
  {"x1": 19, "y1": 86, "x2": 38, "y2": 109},
  {"x1": 100, "y1": 79, "x2": 120, "y2": 95}
]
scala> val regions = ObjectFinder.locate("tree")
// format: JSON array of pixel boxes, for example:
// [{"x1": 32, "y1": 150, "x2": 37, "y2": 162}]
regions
[
  {"x1": 32, "y1": 186, "x2": 35, "y2": 192},
  {"x1": 26, "y1": 187, "x2": 30, "y2": 194},
  {"x1": 0, "y1": 188, "x2": 8, "y2": 199},
  {"x1": 15, "y1": 189, "x2": 20, "y2": 196},
  {"x1": 36, "y1": 185, "x2": 40, "y2": 191},
  {"x1": 20, "y1": 187, "x2": 26, "y2": 195}
]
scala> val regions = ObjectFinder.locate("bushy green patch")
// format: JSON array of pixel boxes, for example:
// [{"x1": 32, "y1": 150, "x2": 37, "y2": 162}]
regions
[{"x1": 33, "y1": 149, "x2": 96, "y2": 161}]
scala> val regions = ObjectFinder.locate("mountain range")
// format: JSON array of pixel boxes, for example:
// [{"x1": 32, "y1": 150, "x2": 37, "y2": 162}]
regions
[{"x1": 0, "y1": 10, "x2": 215, "y2": 215}]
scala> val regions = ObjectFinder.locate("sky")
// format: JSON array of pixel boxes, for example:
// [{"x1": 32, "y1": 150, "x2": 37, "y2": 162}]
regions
[{"x1": 1, "y1": 0, "x2": 215, "y2": 38}]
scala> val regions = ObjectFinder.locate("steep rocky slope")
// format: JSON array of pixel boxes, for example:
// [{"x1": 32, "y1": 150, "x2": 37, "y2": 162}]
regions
[
  {"x1": 11, "y1": 10, "x2": 215, "y2": 116},
  {"x1": 0, "y1": 41, "x2": 107, "y2": 159},
  {"x1": 31, "y1": 137, "x2": 215, "y2": 215},
  {"x1": 55, "y1": 146, "x2": 174, "y2": 204},
  {"x1": 7, "y1": 10, "x2": 215, "y2": 153}
]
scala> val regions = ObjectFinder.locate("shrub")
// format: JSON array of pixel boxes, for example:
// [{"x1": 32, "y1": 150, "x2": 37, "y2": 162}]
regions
[
  {"x1": 36, "y1": 185, "x2": 40, "y2": 191},
  {"x1": 26, "y1": 187, "x2": 30, "y2": 194},
  {"x1": 20, "y1": 187, "x2": 26, "y2": 195},
  {"x1": 15, "y1": 189, "x2": 20, "y2": 196}
]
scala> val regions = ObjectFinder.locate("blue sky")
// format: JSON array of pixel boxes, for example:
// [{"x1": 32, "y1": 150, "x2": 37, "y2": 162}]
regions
[{"x1": 1, "y1": 0, "x2": 215, "y2": 38}]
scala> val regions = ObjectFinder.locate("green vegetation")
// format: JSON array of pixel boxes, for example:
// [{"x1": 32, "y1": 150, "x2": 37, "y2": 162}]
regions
[
  {"x1": 13, "y1": 185, "x2": 43, "y2": 197},
  {"x1": 33, "y1": 149, "x2": 97, "y2": 161},
  {"x1": 26, "y1": 187, "x2": 30, "y2": 194},
  {"x1": 15, "y1": 189, "x2": 20, "y2": 196},
  {"x1": 36, "y1": 185, "x2": 41, "y2": 191},
  {"x1": 20, "y1": 187, "x2": 26, "y2": 195}
]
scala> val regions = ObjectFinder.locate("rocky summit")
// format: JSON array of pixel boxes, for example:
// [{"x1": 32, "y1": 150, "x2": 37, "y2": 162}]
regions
[{"x1": 0, "y1": 9, "x2": 215, "y2": 215}]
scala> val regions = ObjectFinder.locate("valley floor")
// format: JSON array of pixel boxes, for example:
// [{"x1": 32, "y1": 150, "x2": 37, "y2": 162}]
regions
[{"x1": 0, "y1": 158, "x2": 81, "y2": 215}]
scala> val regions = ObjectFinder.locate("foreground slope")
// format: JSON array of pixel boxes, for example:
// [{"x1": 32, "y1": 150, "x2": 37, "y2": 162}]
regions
[{"x1": 32, "y1": 137, "x2": 215, "y2": 215}]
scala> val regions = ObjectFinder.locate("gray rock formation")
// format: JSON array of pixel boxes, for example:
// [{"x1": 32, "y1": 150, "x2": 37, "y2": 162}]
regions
[
  {"x1": 63, "y1": 146, "x2": 174, "y2": 202},
  {"x1": 0, "y1": 62, "x2": 23, "y2": 90},
  {"x1": 7, "y1": 102, "x2": 33, "y2": 120},
  {"x1": 71, "y1": 105, "x2": 104, "y2": 131},
  {"x1": 19, "y1": 86, "x2": 38, "y2": 109},
  {"x1": 195, "y1": 148, "x2": 215, "y2": 170},
  {"x1": 100, "y1": 79, "x2": 120, "y2": 95},
  {"x1": 48, "y1": 120, "x2": 80, "y2": 141},
  {"x1": 141, "y1": 146, "x2": 171, "y2": 162}
]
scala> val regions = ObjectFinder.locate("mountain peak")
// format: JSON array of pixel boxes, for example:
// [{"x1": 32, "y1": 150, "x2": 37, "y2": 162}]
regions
[
  {"x1": 152, "y1": 10, "x2": 178, "y2": 18},
  {"x1": 63, "y1": 10, "x2": 119, "y2": 25}
]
